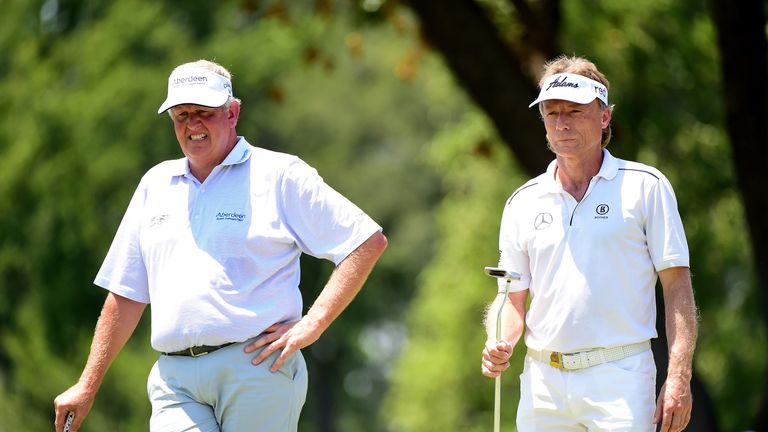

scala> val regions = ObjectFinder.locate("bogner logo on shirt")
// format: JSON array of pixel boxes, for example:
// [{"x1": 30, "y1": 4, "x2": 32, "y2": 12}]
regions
[
  {"x1": 216, "y1": 211, "x2": 246, "y2": 222},
  {"x1": 595, "y1": 204, "x2": 610, "y2": 219}
]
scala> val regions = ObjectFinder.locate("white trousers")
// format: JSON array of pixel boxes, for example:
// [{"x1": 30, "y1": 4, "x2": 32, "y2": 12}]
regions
[
  {"x1": 147, "y1": 341, "x2": 308, "y2": 432},
  {"x1": 516, "y1": 349, "x2": 656, "y2": 431}
]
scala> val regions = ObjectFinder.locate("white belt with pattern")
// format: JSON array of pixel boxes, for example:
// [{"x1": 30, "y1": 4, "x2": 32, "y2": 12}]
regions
[{"x1": 527, "y1": 340, "x2": 651, "y2": 371}]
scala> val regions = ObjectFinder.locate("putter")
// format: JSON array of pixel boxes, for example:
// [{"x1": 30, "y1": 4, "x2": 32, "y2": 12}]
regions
[
  {"x1": 484, "y1": 266, "x2": 521, "y2": 432},
  {"x1": 63, "y1": 411, "x2": 74, "y2": 432}
]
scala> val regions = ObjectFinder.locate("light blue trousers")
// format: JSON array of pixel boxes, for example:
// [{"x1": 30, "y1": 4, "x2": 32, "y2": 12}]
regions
[{"x1": 147, "y1": 341, "x2": 308, "y2": 432}]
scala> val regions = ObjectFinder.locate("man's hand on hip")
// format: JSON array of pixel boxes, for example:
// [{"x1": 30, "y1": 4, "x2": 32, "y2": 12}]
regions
[{"x1": 245, "y1": 318, "x2": 322, "y2": 372}]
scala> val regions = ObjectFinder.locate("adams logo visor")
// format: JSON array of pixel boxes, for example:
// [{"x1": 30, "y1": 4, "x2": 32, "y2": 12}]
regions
[
  {"x1": 528, "y1": 73, "x2": 608, "y2": 108},
  {"x1": 157, "y1": 67, "x2": 233, "y2": 114}
]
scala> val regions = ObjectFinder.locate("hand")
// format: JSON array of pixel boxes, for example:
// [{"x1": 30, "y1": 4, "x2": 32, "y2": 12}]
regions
[
  {"x1": 481, "y1": 340, "x2": 512, "y2": 378},
  {"x1": 653, "y1": 375, "x2": 693, "y2": 432},
  {"x1": 245, "y1": 318, "x2": 322, "y2": 372},
  {"x1": 53, "y1": 383, "x2": 96, "y2": 432}
]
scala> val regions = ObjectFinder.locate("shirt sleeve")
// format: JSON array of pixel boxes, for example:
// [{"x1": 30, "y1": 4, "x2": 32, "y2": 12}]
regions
[
  {"x1": 645, "y1": 174, "x2": 690, "y2": 272},
  {"x1": 93, "y1": 178, "x2": 151, "y2": 303},
  {"x1": 279, "y1": 159, "x2": 382, "y2": 266},
  {"x1": 498, "y1": 198, "x2": 531, "y2": 293}
]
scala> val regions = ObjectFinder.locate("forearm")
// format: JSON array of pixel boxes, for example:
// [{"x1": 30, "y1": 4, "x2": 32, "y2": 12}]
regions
[
  {"x1": 78, "y1": 292, "x2": 146, "y2": 393},
  {"x1": 660, "y1": 267, "x2": 698, "y2": 380},
  {"x1": 484, "y1": 290, "x2": 527, "y2": 345},
  {"x1": 305, "y1": 231, "x2": 387, "y2": 331}
]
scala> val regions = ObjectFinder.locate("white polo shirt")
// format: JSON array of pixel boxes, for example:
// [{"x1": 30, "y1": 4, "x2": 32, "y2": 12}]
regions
[
  {"x1": 498, "y1": 149, "x2": 689, "y2": 353},
  {"x1": 95, "y1": 137, "x2": 382, "y2": 353}
]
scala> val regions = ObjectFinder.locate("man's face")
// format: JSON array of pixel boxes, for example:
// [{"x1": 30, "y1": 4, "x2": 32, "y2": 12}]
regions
[
  {"x1": 169, "y1": 102, "x2": 239, "y2": 174},
  {"x1": 541, "y1": 99, "x2": 610, "y2": 157}
]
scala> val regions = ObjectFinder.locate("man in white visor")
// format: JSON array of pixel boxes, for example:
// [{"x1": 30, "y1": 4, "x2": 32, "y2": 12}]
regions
[
  {"x1": 54, "y1": 59, "x2": 388, "y2": 431},
  {"x1": 480, "y1": 55, "x2": 697, "y2": 432}
]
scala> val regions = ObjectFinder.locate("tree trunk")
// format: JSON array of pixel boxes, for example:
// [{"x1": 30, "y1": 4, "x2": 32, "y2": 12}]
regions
[
  {"x1": 404, "y1": 0, "x2": 555, "y2": 174},
  {"x1": 711, "y1": 0, "x2": 768, "y2": 429}
]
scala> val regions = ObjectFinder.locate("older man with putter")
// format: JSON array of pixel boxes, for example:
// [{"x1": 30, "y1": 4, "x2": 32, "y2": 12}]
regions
[{"x1": 481, "y1": 55, "x2": 697, "y2": 432}]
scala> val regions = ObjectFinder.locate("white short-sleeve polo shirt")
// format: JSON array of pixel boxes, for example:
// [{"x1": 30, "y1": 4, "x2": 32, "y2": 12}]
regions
[
  {"x1": 95, "y1": 137, "x2": 382, "y2": 353},
  {"x1": 498, "y1": 149, "x2": 689, "y2": 353}
]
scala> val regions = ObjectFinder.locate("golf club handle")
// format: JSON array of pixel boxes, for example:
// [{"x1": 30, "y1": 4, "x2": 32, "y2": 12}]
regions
[{"x1": 63, "y1": 411, "x2": 75, "y2": 432}]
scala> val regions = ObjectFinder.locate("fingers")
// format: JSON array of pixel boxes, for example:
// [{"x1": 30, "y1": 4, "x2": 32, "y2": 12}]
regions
[
  {"x1": 249, "y1": 325, "x2": 297, "y2": 370},
  {"x1": 248, "y1": 319, "x2": 313, "y2": 371},
  {"x1": 653, "y1": 392, "x2": 663, "y2": 425},
  {"x1": 54, "y1": 408, "x2": 79, "y2": 432},
  {"x1": 481, "y1": 341, "x2": 512, "y2": 378},
  {"x1": 481, "y1": 360, "x2": 508, "y2": 377},
  {"x1": 666, "y1": 398, "x2": 692, "y2": 432},
  {"x1": 659, "y1": 408, "x2": 672, "y2": 432},
  {"x1": 244, "y1": 328, "x2": 281, "y2": 353},
  {"x1": 250, "y1": 337, "x2": 283, "y2": 366},
  {"x1": 269, "y1": 340, "x2": 298, "y2": 372},
  {"x1": 250, "y1": 331, "x2": 301, "y2": 372},
  {"x1": 484, "y1": 340, "x2": 512, "y2": 365},
  {"x1": 54, "y1": 409, "x2": 65, "y2": 432},
  {"x1": 54, "y1": 396, "x2": 72, "y2": 432},
  {"x1": 654, "y1": 381, "x2": 692, "y2": 432}
]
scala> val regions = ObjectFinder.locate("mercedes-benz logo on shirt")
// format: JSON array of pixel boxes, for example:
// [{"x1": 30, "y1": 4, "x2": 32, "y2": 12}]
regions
[{"x1": 534, "y1": 212, "x2": 553, "y2": 230}]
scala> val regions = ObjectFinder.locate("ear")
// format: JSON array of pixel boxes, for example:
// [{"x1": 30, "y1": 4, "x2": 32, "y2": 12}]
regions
[
  {"x1": 227, "y1": 100, "x2": 240, "y2": 128},
  {"x1": 601, "y1": 105, "x2": 612, "y2": 129}
]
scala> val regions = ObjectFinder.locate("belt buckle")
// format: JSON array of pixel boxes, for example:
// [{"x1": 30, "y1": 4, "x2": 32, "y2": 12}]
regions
[
  {"x1": 549, "y1": 352, "x2": 565, "y2": 370},
  {"x1": 189, "y1": 347, "x2": 209, "y2": 357}
]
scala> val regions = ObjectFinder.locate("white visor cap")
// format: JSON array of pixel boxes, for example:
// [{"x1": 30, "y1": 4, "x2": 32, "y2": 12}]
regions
[
  {"x1": 157, "y1": 67, "x2": 233, "y2": 114},
  {"x1": 528, "y1": 73, "x2": 608, "y2": 108}
]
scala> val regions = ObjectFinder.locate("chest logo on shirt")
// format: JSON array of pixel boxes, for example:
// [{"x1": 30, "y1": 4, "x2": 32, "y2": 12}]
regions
[
  {"x1": 149, "y1": 214, "x2": 170, "y2": 227},
  {"x1": 534, "y1": 212, "x2": 553, "y2": 230},
  {"x1": 595, "y1": 204, "x2": 610, "y2": 219},
  {"x1": 216, "y1": 211, "x2": 246, "y2": 222}
]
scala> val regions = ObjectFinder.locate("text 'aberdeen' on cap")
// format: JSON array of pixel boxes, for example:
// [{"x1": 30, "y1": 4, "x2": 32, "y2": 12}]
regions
[{"x1": 157, "y1": 67, "x2": 233, "y2": 114}]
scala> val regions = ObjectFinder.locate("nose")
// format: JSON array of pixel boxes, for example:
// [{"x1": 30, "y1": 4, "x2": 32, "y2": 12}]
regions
[
  {"x1": 555, "y1": 113, "x2": 569, "y2": 130},
  {"x1": 186, "y1": 112, "x2": 204, "y2": 129}
]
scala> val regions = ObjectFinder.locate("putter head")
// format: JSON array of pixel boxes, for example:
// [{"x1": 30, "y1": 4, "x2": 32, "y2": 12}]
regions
[{"x1": 484, "y1": 266, "x2": 521, "y2": 281}]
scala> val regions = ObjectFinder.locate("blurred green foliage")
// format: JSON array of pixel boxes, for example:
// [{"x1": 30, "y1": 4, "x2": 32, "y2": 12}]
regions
[{"x1": 0, "y1": 0, "x2": 763, "y2": 431}]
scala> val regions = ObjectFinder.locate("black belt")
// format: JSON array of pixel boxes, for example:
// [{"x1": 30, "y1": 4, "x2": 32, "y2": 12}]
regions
[{"x1": 163, "y1": 342, "x2": 236, "y2": 357}]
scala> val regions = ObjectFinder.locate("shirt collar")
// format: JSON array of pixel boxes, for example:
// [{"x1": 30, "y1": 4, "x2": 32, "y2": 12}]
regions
[
  {"x1": 168, "y1": 136, "x2": 253, "y2": 178},
  {"x1": 219, "y1": 136, "x2": 252, "y2": 167},
  {"x1": 595, "y1": 149, "x2": 619, "y2": 180},
  {"x1": 542, "y1": 148, "x2": 619, "y2": 192}
]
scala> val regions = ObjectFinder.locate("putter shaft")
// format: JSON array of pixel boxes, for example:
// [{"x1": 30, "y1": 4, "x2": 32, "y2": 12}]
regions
[{"x1": 494, "y1": 278, "x2": 512, "y2": 432}]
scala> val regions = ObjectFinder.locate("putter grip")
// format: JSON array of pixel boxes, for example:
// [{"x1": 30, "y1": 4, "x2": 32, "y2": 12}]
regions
[{"x1": 63, "y1": 411, "x2": 75, "y2": 432}]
